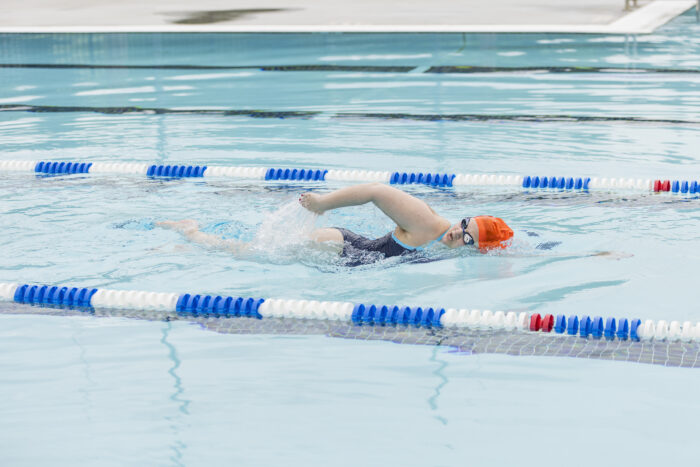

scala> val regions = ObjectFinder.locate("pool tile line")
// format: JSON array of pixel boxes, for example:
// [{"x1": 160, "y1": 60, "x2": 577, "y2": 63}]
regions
[
  {"x1": 2, "y1": 282, "x2": 700, "y2": 345},
  {"x1": 2, "y1": 105, "x2": 698, "y2": 126},
  {"x1": 2, "y1": 63, "x2": 699, "y2": 74},
  {"x1": 0, "y1": 63, "x2": 414, "y2": 72},
  {"x1": 1, "y1": 160, "x2": 698, "y2": 195}
]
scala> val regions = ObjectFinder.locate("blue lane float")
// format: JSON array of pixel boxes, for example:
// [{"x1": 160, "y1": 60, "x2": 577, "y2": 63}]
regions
[
  {"x1": 579, "y1": 315, "x2": 592, "y2": 337},
  {"x1": 351, "y1": 303, "x2": 445, "y2": 327},
  {"x1": 176, "y1": 293, "x2": 265, "y2": 318},
  {"x1": 522, "y1": 176, "x2": 591, "y2": 190},
  {"x1": 5, "y1": 160, "x2": 700, "y2": 196},
  {"x1": 604, "y1": 317, "x2": 617, "y2": 340},
  {"x1": 146, "y1": 164, "x2": 207, "y2": 178},
  {"x1": 35, "y1": 161, "x2": 92, "y2": 174},
  {"x1": 1, "y1": 282, "x2": 698, "y2": 342},
  {"x1": 390, "y1": 172, "x2": 456, "y2": 187},
  {"x1": 13, "y1": 283, "x2": 97, "y2": 308},
  {"x1": 630, "y1": 319, "x2": 642, "y2": 341},
  {"x1": 554, "y1": 314, "x2": 566, "y2": 333},
  {"x1": 265, "y1": 168, "x2": 328, "y2": 181},
  {"x1": 541, "y1": 313, "x2": 641, "y2": 341},
  {"x1": 566, "y1": 315, "x2": 580, "y2": 335},
  {"x1": 616, "y1": 319, "x2": 629, "y2": 341},
  {"x1": 591, "y1": 316, "x2": 604, "y2": 339}
]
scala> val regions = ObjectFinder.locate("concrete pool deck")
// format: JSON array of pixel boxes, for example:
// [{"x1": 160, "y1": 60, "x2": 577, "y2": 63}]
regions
[{"x1": 0, "y1": 0, "x2": 697, "y2": 34}]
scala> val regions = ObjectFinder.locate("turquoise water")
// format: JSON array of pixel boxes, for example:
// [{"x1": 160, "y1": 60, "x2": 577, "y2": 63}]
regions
[
  {"x1": 1, "y1": 11, "x2": 700, "y2": 466},
  {"x1": 2, "y1": 314, "x2": 698, "y2": 466}
]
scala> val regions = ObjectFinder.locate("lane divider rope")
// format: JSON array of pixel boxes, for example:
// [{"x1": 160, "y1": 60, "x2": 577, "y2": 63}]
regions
[
  {"x1": 1, "y1": 160, "x2": 698, "y2": 193},
  {"x1": 2, "y1": 282, "x2": 699, "y2": 342}
]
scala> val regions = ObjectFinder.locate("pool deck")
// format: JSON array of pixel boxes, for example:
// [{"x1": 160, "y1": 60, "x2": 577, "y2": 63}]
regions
[{"x1": 0, "y1": 0, "x2": 696, "y2": 34}]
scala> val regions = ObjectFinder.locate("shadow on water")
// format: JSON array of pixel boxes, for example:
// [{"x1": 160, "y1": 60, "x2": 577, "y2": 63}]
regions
[
  {"x1": 164, "y1": 9, "x2": 292, "y2": 25},
  {"x1": 517, "y1": 279, "x2": 628, "y2": 310},
  {"x1": 71, "y1": 322, "x2": 96, "y2": 424},
  {"x1": 160, "y1": 320, "x2": 190, "y2": 467},
  {"x1": 428, "y1": 346, "x2": 449, "y2": 426}
]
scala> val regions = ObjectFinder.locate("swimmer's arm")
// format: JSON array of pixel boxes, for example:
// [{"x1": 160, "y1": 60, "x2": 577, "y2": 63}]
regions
[{"x1": 301, "y1": 183, "x2": 440, "y2": 234}]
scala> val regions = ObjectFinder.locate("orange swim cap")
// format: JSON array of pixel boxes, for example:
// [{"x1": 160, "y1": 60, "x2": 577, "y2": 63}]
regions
[{"x1": 474, "y1": 215, "x2": 514, "y2": 251}]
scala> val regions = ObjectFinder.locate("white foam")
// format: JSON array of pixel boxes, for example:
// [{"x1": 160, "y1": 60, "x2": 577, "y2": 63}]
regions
[
  {"x1": 537, "y1": 38, "x2": 575, "y2": 44},
  {"x1": 74, "y1": 86, "x2": 156, "y2": 96},
  {"x1": 251, "y1": 200, "x2": 319, "y2": 251},
  {"x1": 324, "y1": 82, "x2": 437, "y2": 89},
  {"x1": 0, "y1": 95, "x2": 43, "y2": 104},
  {"x1": 162, "y1": 85, "x2": 194, "y2": 91},
  {"x1": 165, "y1": 72, "x2": 254, "y2": 81}
]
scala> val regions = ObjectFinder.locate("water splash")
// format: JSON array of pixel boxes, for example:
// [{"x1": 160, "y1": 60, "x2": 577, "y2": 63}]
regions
[
  {"x1": 241, "y1": 199, "x2": 338, "y2": 266},
  {"x1": 202, "y1": 220, "x2": 255, "y2": 241},
  {"x1": 251, "y1": 199, "x2": 319, "y2": 247}
]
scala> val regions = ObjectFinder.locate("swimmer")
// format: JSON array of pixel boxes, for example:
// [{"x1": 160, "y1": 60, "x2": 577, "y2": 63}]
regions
[
  {"x1": 157, "y1": 183, "x2": 513, "y2": 266},
  {"x1": 299, "y1": 183, "x2": 513, "y2": 265}
]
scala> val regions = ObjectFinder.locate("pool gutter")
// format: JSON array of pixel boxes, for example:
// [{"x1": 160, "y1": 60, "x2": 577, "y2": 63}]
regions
[{"x1": 0, "y1": 1, "x2": 695, "y2": 35}]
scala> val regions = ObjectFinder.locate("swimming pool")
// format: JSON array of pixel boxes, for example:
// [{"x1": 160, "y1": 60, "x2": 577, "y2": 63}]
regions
[{"x1": 1, "y1": 10, "x2": 700, "y2": 466}]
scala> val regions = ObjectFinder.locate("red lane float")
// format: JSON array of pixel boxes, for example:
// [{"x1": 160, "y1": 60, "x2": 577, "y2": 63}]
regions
[
  {"x1": 654, "y1": 180, "x2": 671, "y2": 192},
  {"x1": 541, "y1": 314, "x2": 554, "y2": 332},
  {"x1": 529, "y1": 313, "x2": 542, "y2": 331}
]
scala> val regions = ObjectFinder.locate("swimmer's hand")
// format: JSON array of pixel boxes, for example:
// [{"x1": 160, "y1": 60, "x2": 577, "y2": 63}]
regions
[
  {"x1": 299, "y1": 192, "x2": 325, "y2": 214},
  {"x1": 156, "y1": 219, "x2": 199, "y2": 234}
]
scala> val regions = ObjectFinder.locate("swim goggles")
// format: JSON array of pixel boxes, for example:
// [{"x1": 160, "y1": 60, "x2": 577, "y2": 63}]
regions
[{"x1": 461, "y1": 217, "x2": 475, "y2": 246}]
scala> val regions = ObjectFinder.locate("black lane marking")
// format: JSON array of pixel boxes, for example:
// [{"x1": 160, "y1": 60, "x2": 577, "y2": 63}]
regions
[
  {"x1": 1, "y1": 63, "x2": 698, "y2": 74},
  {"x1": 1, "y1": 104, "x2": 697, "y2": 125},
  {"x1": 333, "y1": 112, "x2": 698, "y2": 125},
  {"x1": 426, "y1": 65, "x2": 700, "y2": 74},
  {"x1": 0, "y1": 105, "x2": 318, "y2": 119},
  {"x1": 0, "y1": 64, "x2": 415, "y2": 72},
  {"x1": 260, "y1": 65, "x2": 415, "y2": 72}
]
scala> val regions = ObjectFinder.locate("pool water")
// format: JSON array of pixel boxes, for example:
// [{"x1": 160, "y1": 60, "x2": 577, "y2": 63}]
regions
[{"x1": 1, "y1": 10, "x2": 700, "y2": 466}]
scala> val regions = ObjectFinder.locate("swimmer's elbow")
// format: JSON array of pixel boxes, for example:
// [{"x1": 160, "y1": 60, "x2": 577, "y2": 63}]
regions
[
  {"x1": 351, "y1": 182, "x2": 384, "y2": 205},
  {"x1": 366, "y1": 182, "x2": 395, "y2": 201}
]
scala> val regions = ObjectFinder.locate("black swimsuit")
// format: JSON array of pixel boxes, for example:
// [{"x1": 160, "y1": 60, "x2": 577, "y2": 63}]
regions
[{"x1": 334, "y1": 227, "x2": 448, "y2": 267}]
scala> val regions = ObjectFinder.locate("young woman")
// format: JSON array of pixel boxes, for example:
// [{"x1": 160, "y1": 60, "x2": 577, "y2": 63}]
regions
[
  {"x1": 157, "y1": 183, "x2": 514, "y2": 266},
  {"x1": 299, "y1": 182, "x2": 513, "y2": 263}
]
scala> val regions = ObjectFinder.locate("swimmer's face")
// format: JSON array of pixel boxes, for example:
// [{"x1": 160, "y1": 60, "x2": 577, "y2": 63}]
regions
[{"x1": 442, "y1": 218, "x2": 478, "y2": 249}]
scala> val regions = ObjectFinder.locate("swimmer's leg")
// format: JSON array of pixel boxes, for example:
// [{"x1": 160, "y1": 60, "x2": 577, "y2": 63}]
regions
[
  {"x1": 311, "y1": 228, "x2": 343, "y2": 243},
  {"x1": 156, "y1": 219, "x2": 251, "y2": 255},
  {"x1": 310, "y1": 228, "x2": 344, "y2": 254},
  {"x1": 157, "y1": 219, "x2": 199, "y2": 235}
]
